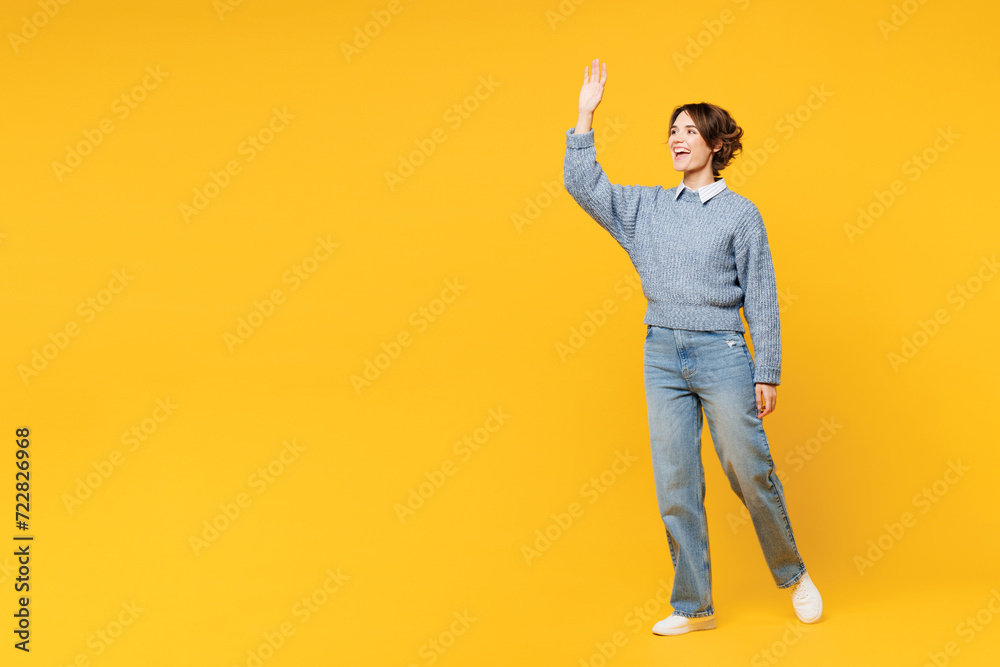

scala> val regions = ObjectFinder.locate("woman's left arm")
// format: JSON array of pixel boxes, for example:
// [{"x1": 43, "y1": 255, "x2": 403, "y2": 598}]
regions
[{"x1": 735, "y1": 204, "x2": 782, "y2": 402}]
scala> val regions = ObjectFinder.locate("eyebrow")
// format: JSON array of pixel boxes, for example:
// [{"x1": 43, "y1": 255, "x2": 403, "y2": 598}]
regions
[{"x1": 670, "y1": 125, "x2": 698, "y2": 129}]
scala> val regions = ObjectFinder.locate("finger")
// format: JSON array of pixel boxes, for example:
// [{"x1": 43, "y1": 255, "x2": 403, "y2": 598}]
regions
[{"x1": 600, "y1": 61, "x2": 607, "y2": 84}]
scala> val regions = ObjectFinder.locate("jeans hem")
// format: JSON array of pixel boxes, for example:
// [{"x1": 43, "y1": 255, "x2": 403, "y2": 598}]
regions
[
  {"x1": 777, "y1": 566, "x2": 807, "y2": 590},
  {"x1": 671, "y1": 609, "x2": 714, "y2": 618}
]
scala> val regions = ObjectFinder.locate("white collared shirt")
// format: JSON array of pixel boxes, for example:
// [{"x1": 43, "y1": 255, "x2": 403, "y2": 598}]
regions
[{"x1": 673, "y1": 177, "x2": 728, "y2": 204}]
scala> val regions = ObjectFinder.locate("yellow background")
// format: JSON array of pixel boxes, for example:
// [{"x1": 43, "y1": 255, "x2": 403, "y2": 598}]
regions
[{"x1": 2, "y1": 0, "x2": 999, "y2": 664}]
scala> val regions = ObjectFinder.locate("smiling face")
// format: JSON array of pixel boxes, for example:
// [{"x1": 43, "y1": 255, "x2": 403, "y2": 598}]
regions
[{"x1": 670, "y1": 110, "x2": 719, "y2": 176}]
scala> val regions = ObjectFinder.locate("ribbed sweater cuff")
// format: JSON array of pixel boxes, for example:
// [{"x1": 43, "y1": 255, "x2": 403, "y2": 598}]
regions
[
  {"x1": 754, "y1": 366, "x2": 781, "y2": 386},
  {"x1": 566, "y1": 127, "x2": 594, "y2": 148}
]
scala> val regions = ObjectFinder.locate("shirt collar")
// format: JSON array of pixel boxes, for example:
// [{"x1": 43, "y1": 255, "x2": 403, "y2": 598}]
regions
[{"x1": 673, "y1": 177, "x2": 728, "y2": 203}]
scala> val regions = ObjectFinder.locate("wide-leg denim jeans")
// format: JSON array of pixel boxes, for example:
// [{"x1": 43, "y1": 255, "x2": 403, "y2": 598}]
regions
[{"x1": 643, "y1": 324, "x2": 806, "y2": 618}]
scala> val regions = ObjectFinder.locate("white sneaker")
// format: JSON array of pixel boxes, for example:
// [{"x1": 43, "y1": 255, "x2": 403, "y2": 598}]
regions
[
  {"x1": 652, "y1": 613, "x2": 716, "y2": 636},
  {"x1": 790, "y1": 571, "x2": 822, "y2": 623}
]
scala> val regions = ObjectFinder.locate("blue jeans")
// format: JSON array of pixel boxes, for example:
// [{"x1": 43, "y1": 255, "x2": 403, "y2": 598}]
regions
[{"x1": 643, "y1": 325, "x2": 806, "y2": 618}]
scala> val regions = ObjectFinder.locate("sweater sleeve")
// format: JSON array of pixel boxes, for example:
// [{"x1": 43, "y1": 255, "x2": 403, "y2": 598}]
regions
[
  {"x1": 563, "y1": 127, "x2": 641, "y2": 254},
  {"x1": 734, "y1": 205, "x2": 782, "y2": 385}
]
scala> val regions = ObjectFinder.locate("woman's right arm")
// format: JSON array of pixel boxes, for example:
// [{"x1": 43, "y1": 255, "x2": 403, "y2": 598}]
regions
[{"x1": 564, "y1": 59, "x2": 643, "y2": 254}]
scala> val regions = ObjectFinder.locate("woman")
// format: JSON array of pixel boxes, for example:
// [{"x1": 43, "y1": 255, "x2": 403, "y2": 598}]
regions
[{"x1": 563, "y1": 58, "x2": 822, "y2": 635}]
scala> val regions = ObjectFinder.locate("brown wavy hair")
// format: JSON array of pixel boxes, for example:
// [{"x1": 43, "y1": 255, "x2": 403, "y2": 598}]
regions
[{"x1": 664, "y1": 103, "x2": 743, "y2": 178}]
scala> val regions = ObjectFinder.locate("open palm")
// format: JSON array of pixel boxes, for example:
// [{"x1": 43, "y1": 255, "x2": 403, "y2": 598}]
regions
[{"x1": 578, "y1": 58, "x2": 607, "y2": 114}]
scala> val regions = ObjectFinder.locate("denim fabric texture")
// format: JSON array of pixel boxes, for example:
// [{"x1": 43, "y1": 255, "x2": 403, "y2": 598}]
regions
[{"x1": 643, "y1": 324, "x2": 805, "y2": 617}]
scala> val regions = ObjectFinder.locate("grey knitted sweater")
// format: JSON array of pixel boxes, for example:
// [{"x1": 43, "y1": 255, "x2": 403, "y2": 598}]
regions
[{"x1": 564, "y1": 126, "x2": 781, "y2": 385}]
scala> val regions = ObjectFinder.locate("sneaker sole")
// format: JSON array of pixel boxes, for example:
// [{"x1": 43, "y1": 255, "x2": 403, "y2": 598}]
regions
[
  {"x1": 795, "y1": 609, "x2": 823, "y2": 624},
  {"x1": 652, "y1": 617, "x2": 717, "y2": 636}
]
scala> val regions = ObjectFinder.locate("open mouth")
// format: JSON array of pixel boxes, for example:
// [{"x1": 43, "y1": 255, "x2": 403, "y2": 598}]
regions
[{"x1": 673, "y1": 148, "x2": 690, "y2": 160}]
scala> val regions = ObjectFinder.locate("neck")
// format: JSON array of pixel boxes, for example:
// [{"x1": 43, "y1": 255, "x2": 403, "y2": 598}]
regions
[{"x1": 681, "y1": 165, "x2": 717, "y2": 190}]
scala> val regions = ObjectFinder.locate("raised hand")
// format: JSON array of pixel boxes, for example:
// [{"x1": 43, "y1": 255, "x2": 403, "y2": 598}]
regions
[{"x1": 578, "y1": 58, "x2": 607, "y2": 115}]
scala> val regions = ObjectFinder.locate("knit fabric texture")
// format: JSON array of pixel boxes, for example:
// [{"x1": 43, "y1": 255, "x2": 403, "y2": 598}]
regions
[{"x1": 564, "y1": 126, "x2": 781, "y2": 385}]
